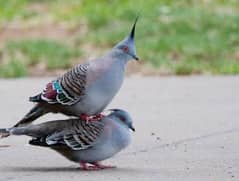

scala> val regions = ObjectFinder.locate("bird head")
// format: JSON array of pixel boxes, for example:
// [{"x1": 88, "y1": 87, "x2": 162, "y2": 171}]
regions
[
  {"x1": 113, "y1": 17, "x2": 139, "y2": 62},
  {"x1": 109, "y1": 109, "x2": 135, "y2": 132}
]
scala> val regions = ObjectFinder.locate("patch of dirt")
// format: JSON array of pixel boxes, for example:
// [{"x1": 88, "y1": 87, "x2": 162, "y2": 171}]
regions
[
  {"x1": 27, "y1": 60, "x2": 160, "y2": 78},
  {"x1": 28, "y1": 66, "x2": 67, "y2": 77},
  {"x1": 126, "y1": 61, "x2": 173, "y2": 76},
  {"x1": 0, "y1": 23, "x2": 87, "y2": 47},
  {"x1": 0, "y1": 2, "x2": 87, "y2": 47}
]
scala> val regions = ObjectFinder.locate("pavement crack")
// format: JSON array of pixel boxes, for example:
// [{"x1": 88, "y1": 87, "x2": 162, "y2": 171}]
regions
[{"x1": 120, "y1": 128, "x2": 239, "y2": 156}]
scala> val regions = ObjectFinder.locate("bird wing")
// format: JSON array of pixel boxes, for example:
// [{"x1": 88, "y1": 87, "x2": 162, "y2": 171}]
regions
[
  {"x1": 32, "y1": 63, "x2": 89, "y2": 106},
  {"x1": 45, "y1": 119, "x2": 105, "y2": 150}
]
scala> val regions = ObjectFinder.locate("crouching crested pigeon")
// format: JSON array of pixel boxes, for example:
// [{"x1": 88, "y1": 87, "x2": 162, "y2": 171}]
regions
[
  {"x1": 0, "y1": 109, "x2": 135, "y2": 170},
  {"x1": 13, "y1": 17, "x2": 139, "y2": 128}
]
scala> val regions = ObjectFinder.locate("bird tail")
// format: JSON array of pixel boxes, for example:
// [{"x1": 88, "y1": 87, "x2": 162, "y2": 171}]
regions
[
  {"x1": 0, "y1": 128, "x2": 11, "y2": 139},
  {"x1": 13, "y1": 104, "x2": 49, "y2": 127},
  {"x1": 29, "y1": 138, "x2": 50, "y2": 147},
  {"x1": 29, "y1": 94, "x2": 42, "y2": 102},
  {"x1": 0, "y1": 126, "x2": 34, "y2": 139}
]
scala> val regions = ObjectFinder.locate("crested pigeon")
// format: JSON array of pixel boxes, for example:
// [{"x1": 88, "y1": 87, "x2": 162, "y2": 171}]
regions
[
  {"x1": 13, "y1": 17, "x2": 139, "y2": 127},
  {"x1": 0, "y1": 109, "x2": 135, "y2": 170}
]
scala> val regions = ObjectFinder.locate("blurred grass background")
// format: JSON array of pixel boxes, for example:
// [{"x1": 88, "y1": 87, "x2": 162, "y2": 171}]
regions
[{"x1": 0, "y1": 0, "x2": 239, "y2": 77}]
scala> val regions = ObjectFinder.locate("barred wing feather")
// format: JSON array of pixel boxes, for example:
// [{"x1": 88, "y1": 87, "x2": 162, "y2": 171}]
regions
[
  {"x1": 46, "y1": 120, "x2": 105, "y2": 151},
  {"x1": 41, "y1": 63, "x2": 89, "y2": 105}
]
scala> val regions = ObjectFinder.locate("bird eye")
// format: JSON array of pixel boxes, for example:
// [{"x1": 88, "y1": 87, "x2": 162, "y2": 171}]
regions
[
  {"x1": 122, "y1": 46, "x2": 129, "y2": 53},
  {"x1": 119, "y1": 116, "x2": 126, "y2": 122}
]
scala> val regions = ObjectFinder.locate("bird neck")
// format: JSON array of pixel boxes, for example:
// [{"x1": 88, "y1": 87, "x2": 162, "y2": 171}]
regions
[
  {"x1": 106, "y1": 49, "x2": 131, "y2": 64},
  {"x1": 98, "y1": 50, "x2": 128, "y2": 74},
  {"x1": 107, "y1": 115, "x2": 127, "y2": 130}
]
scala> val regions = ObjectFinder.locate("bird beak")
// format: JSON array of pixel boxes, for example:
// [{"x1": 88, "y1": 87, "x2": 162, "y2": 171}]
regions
[
  {"x1": 132, "y1": 54, "x2": 139, "y2": 61},
  {"x1": 129, "y1": 125, "x2": 135, "y2": 132}
]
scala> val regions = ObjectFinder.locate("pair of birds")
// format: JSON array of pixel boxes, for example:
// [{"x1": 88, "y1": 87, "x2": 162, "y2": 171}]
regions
[{"x1": 0, "y1": 17, "x2": 139, "y2": 170}]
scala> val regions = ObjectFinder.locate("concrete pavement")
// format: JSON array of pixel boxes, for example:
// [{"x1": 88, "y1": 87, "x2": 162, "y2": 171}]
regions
[{"x1": 0, "y1": 76, "x2": 239, "y2": 181}]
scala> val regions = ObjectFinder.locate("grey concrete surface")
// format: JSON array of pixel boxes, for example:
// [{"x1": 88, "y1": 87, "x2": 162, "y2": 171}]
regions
[{"x1": 0, "y1": 76, "x2": 238, "y2": 181}]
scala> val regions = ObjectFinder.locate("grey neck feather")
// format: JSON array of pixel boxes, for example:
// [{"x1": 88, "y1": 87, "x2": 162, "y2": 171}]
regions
[
  {"x1": 107, "y1": 114, "x2": 127, "y2": 128},
  {"x1": 106, "y1": 49, "x2": 132, "y2": 63}
]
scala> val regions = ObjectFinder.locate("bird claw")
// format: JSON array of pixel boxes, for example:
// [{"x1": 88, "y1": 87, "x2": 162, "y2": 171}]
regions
[
  {"x1": 80, "y1": 113, "x2": 105, "y2": 123},
  {"x1": 91, "y1": 114, "x2": 105, "y2": 121},
  {"x1": 93, "y1": 162, "x2": 116, "y2": 169},
  {"x1": 79, "y1": 162, "x2": 116, "y2": 171},
  {"x1": 80, "y1": 165, "x2": 101, "y2": 171}
]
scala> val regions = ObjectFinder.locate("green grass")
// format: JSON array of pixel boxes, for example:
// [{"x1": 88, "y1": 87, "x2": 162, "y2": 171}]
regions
[
  {"x1": 0, "y1": 0, "x2": 239, "y2": 77},
  {"x1": 0, "y1": 59, "x2": 28, "y2": 78},
  {"x1": 6, "y1": 39, "x2": 80, "y2": 69},
  {"x1": 0, "y1": 39, "x2": 81, "y2": 77}
]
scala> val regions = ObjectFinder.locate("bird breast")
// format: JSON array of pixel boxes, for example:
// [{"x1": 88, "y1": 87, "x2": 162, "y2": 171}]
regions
[
  {"x1": 69, "y1": 59, "x2": 125, "y2": 115},
  {"x1": 83, "y1": 61, "x2": 125, "y2": 114},
  {"x1": 68, "y1": 121, "x2": 131, "y2": 163}
]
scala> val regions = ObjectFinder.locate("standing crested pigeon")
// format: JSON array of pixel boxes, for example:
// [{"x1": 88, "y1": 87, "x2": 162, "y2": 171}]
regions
[
  {"x1": 0, "y1": 109, "x2": 135, "y2": 170},
  {"x1": 13, "y1": 17, "x2": 139, "y2": 128}
]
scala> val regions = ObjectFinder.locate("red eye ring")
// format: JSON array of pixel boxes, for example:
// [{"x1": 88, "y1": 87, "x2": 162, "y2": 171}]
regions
[{"x1": 122, "y1": 46, "x2": 129, "y2": 53}]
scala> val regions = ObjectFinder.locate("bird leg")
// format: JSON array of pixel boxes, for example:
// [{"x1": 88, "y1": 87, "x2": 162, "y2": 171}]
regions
[
  {"x1": 79, "y1": 162, "x2": 116, "y2": 171},
  {"x1": 79, "y1": 113, "x2": 105, "y2": 122}
]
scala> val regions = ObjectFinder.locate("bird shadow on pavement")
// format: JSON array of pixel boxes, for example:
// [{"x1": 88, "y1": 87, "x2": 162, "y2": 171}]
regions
[{"x1": 2, "y1": 166, "x2": 155, "y2": 174}]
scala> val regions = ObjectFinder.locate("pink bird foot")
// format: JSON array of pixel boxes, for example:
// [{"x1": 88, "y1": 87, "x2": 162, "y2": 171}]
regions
[
  {"x1": 80, "y1": 113, "x2": 105, "y2": 122},
  {"x1": 93, "y1": 162, "x2": 116, "y2": 169},
  {"x1": 79, "y1": 162, "x2": 116, "y2": 171}
]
